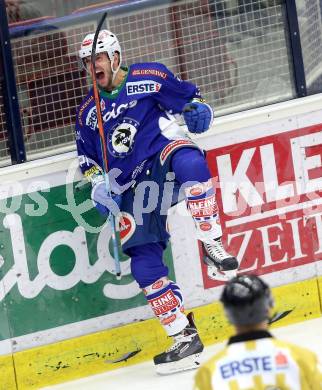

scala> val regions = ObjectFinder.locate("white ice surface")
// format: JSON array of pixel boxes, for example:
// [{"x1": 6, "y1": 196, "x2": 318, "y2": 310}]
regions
[{"x1": 42, "y1": 317, "x2": 322, "y2": 390}]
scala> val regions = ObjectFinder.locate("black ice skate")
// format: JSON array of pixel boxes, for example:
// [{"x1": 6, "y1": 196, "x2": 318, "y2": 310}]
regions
[
  {"x1": 153, "y1": 312, "x2": 204, "y2": 375},
  {"x1": 202, "y1": 237, "x2": 239, "y2": 281}
]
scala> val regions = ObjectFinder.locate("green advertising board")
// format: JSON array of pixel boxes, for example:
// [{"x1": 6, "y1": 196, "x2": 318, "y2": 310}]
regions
[{"x1": 0, "y1": 179, "x2": 174, "y2": 342}]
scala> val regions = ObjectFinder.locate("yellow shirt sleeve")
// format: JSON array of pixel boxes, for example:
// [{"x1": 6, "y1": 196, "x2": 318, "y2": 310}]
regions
[
  {"x1": 194, "y1": 366, "x2": 213, "y2": 390},
  {"x1": 274, "y1": 339, "x2": 322, "y2": 389},
  {"x1": 194, "y1": 349, "x2": 228, "y2": 390},
  {"x1": 302, "y1": 350, "x2": 322, "y2": 389}
]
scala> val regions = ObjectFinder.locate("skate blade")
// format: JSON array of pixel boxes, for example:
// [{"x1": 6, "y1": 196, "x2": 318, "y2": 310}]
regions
[
  {"x1": 155, "y1": 353, "x2": 202, "y2": 375},
  {"x1": 207, "y1": 266, "x2": 237, "y2": 281}
]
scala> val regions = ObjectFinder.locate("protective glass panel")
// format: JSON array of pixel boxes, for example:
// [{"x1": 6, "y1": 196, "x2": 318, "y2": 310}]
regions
[
  {"x1": 0, "y1": 52, "x2": 11, "y2": 166},
  {"x1": 6, "y1": 0, "x2": 296, "y2": 160},
  {"x1": 7, "y1": 0, "x2": 93, "y2": 159},
  {"x1": 9, "y1": 24, "x2": 91, "y2": 159},
  {"x1": 207, "y1": 0, "x2": 295, "y2": 113},
  {"x1": 296, "y1": 0, "x2": 322, "y2": 95},
  {"x1": 0, "y1": 94, "x2": 11, "y2": 167}
]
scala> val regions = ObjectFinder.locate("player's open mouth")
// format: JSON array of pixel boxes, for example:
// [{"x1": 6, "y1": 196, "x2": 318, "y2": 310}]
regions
[{"x1": 96, "y1": 71, "x2": 105, "y2": 81}]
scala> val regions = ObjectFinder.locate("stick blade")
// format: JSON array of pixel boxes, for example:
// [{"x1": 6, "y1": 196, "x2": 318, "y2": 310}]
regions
[{"x1": 105, "y1": 349, "x2": 141, "y2": 363}]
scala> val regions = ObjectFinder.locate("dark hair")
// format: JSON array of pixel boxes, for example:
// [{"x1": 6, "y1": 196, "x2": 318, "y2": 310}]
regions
[{"x1": 220, "y1": 274, "x2": 273, "y2": 326}]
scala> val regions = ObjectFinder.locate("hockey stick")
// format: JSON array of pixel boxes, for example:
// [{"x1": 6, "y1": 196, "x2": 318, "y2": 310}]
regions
[
  {"x1": 91, "y1": 12, "x2": 121, "y2": 279},
  {"x1": 269, "y1": 309, "x2": 293, "y2": 325},
  {"x1": 105, "y1": 349, "x2": 141, "y2": 364}
]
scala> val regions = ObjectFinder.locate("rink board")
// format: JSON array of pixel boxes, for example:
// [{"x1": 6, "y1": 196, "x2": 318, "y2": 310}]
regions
[
  {"x1": 0, "y1": 355, "x2": 16, "y2": 390},
  {"x1": 0, "y1": 94, "x2": 321, "y2": 389},
  {"x1": 3, "y1": 276, "x2": 321, "y2": 389}
]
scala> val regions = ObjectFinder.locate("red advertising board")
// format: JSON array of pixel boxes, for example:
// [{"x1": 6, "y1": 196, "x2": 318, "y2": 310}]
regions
[{"x1": 202, "y1": 124, "x2": 322, "y2": 288}]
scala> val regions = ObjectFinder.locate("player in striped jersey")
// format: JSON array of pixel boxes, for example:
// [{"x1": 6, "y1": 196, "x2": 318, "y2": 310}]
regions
[{"x1": 194, "y1": 275, "x2": 322, "y2": 390}]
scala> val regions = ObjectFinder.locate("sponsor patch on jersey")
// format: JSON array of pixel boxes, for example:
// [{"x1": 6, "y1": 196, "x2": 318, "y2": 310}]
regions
[
  {"x1": 86, "y1": 106, "x2": 97, "y2": 130},
  {"x1": 131, "y1": 69, "x2": 167, "y2": 79},
  {"x1": 84, "y1": 165, "x2": 101, "y2": 180},
  {"x1": 160, "y1": 139, "x2": 197, "y2": 165},
  {"x1": 102, "y1": 100, "x2": 137, "y2": 123},
  {"x1": 118, "y1": 212, "x2": 136, "y2": 245},
  {"x1": 220, "y1": 355, "x2": 272, "y2": 379},
  {"x1": 108, "y1": 118, "x2": 139, "y2": 157},
  {"x1": 131, "y1": 159, "x2": 147, "y2": 180},
  {"x1": 148, "y1": 289, "x2": 178, "y2": 316},
  {"x1": 78, "y1": 95, "x2": 94, "y2": 126},
  {"x1": 126, "y1": 80, "x2": 162, "y2": 95},
  {"x1": 75, "y1": 130, "x2": 85, "y2": 143},
  {"x1": 275, "y1": 351, "x2": 289, "y2": 368}
]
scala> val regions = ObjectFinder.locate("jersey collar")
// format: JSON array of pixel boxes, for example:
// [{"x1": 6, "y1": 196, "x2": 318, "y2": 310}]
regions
[
  {"x1": 228, "y1": 330, "x2": 273, "y2": 345},
  {"x1": 99, "y1": 66, "x2": 128, "y2": 99}
]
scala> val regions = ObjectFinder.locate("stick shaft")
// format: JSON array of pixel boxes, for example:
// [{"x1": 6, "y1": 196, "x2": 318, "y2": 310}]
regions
[
  {"x1": 91, "y1": 12, "x2": 109, "y2": 174},
  {"x1": 91, "y1": 13, "x2": 121, "y2": 278}
]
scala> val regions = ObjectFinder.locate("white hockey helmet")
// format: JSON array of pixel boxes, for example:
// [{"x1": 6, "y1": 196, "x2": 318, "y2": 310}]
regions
[{"x1": 79, "y1": 29, "x2": 122, "y2": 77}]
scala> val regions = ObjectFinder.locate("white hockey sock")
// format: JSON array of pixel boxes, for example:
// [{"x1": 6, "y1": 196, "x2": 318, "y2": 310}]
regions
[
  {"x1": 185, "y1": 179, "x2": 223, "y2": 243},
  {"x1": 143, "y1": 277, "x2": 189, "y2": 336}
]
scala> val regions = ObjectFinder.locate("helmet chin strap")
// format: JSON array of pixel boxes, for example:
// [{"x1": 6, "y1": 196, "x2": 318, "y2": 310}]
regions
[
  {"x1": 110, "y1": 52, "x2": 122, "y2": 82},
  {"x1": 111, "y1": 62, "x2": 120, "y2": 82}
]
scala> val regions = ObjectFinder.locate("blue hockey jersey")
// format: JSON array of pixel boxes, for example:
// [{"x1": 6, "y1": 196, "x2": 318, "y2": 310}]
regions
[{"x1": 75, "y1": 62, "x2": 202, "y2": 187}]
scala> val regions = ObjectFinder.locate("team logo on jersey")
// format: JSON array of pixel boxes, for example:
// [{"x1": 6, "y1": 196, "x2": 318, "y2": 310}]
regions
[
  {"x1": 126, "y1": 80, "x2": 161, "y2": 95},
  {"x1": 108, "y1": 118, "x2": 139, "y2": 157}
]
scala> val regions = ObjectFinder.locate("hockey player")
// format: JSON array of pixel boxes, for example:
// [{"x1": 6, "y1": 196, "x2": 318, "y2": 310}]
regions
[
  {"x1": 75, "y1": 30, "x2": 238, "y2": 374},
  {"x1": 194, "y1": 274, "x2": 322, "y2": 389}
]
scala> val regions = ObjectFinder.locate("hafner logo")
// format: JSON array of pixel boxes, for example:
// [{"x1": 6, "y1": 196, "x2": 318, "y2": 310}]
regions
[{"x1": 126, "y1": 80, "x2": 162, "y2": 95}]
